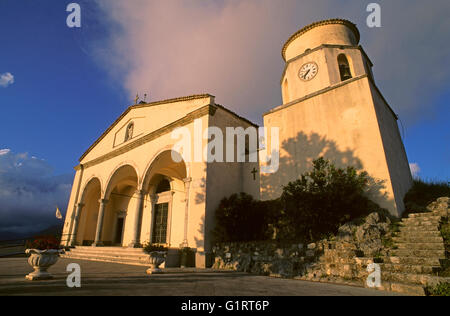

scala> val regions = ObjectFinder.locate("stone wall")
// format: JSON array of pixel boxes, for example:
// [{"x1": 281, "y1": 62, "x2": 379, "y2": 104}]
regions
[
  {"x1": 212, "y1": 211, "x2": 395, "y2": 281},
  {"x1": 212, "y1": 198, "x2": 450, "y2": 295}
]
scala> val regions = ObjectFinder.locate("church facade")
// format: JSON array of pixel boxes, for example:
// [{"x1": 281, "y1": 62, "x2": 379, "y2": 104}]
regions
[
  {"x1": 62, "y1": 19, "x2": 413, "y2": 268},
  {"x1": 62, "y1": 95, "x2": 259, "y2": 267}
]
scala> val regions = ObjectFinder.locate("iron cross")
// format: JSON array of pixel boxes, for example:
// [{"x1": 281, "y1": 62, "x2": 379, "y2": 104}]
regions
[{"x1": 251, "y1": 167, "x2": 258, "y2": 181}]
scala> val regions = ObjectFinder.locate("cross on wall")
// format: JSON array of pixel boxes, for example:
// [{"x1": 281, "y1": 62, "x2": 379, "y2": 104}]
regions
[{"x1": 251, "y1": 167, "x2": 258, "y2": 181}]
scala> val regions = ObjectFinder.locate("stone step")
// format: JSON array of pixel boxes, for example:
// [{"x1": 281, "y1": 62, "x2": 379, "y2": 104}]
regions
[
  {"x1": 391, "y1": 249, "x2": 446, "y2": 258},
  {"x1": 379, "y1": 263, "x2": 441, "y2": 274},
  {"x1": 73, "y1": 246, "x2": 146, "y2": 254},
  {"x1": 67, "y1": 249, "x2": 149, "y2": 260},
  {"x1": 404, "y1": 215, "x2": 442, "y2": 221},
  {"x1": 386, "y1": 256, "x2": 447, "y2": 266},
  {"x1": 399, "y1": 226, "x2": 441, "y2": 232},
  {"x1": 396, "y1": 243, "x2": 445, "y2": 250},
  {"x1": 393, "y1": 236, "x2": 444, "y2": 244},
  {"x1": 397, "y1": 230, "x2": 442, "y2": 238},
  {"x1": 408, "y1": 212, "x2": 438, "y2": 218},
  {"x1": 61, "y1": 253, "x2": 150, "y2": 267},
  {"x1": 399, "y1": 221, "x2": 441, "y2": 228}
]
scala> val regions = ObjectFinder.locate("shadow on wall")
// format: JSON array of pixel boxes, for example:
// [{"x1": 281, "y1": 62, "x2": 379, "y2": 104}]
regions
[{"x1": 261, "y1": 131, "x2": 388, "y2": 207}]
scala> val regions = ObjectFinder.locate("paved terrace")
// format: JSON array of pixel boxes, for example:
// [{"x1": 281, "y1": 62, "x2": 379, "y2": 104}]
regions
[{"x1": 0, "y1": 258, "x2": 401, "y2": 296}]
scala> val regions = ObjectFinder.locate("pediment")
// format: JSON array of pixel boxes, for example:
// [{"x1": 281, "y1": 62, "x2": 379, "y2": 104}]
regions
[{"x1": 79, "y1": 94, "x2": 215, "y2": 164}]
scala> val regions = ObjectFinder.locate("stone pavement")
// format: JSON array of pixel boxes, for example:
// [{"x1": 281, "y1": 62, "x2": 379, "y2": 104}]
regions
[{"x1": 0, "y1": 258, "x2": 401, "y2": 296}]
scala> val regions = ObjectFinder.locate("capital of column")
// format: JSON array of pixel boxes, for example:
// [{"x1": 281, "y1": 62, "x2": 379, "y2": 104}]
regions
[
  {"x1": 183, "y1": 177, "x2": 192, "y2": 184},
  {"x1": 98, "y1": 199, "x2": 109, "y2": 205},
  {"x1": 135, "y1": 189, "x2": 147, "y2": 197}
]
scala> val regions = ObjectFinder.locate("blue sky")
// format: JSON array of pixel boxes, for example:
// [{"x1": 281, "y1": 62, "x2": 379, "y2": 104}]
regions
[
  {"x1": 0, "y1": 1, "x2": 128, "y2": 175},
  {"x1": 0, "y1": 1, "x2": 449, "y2": 234}
]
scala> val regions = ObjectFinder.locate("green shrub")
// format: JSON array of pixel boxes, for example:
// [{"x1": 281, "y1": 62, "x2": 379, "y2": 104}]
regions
[
  {"x1": 276, "y1": 158, "x2": 380, "y2": 243},
  {"x1": 426, "y1": 282, "x2": 450, "y2": 296},
  {"x1": 143, "y1": 243, "x2": 168, "y2": 253},
  {"x1": 214, "y1": 158, "x2": 384, "y2": 244},
  {"x1": 404, "y1": 179, "x2": 450, "y2": 215}
]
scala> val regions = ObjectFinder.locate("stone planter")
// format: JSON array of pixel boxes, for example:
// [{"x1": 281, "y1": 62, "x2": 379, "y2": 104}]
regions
[
  {"x1": 146, "y1": 251, "x2": 167, "y2": 275},
  {"x1": 25, "y1": 249, "x2": 63, "y2": 281}
]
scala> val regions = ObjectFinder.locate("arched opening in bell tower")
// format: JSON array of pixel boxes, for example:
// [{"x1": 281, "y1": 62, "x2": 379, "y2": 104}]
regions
[{"x1": 338, "y1": 54, "x2": 353, "y2": 81}]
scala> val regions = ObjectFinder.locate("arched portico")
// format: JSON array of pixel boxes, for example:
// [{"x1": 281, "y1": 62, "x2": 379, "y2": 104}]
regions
[
  {"x1": 69, "y1": 177, "x2": 101, "y2": 246},
  {"x1": 92, "y1": 164, "x2": 140, "y2": 247},
  {"x1": 141, "y1": 150, "x2": 191, "y2": 250}
]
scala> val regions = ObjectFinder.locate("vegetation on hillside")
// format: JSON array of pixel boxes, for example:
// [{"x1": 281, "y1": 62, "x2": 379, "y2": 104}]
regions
[
  {"x1": 214, "y1": 158, "x2": 384, "y2": 244},
  {"x1": 403, "y1": 179, "x2": 450, "y2": 216}
]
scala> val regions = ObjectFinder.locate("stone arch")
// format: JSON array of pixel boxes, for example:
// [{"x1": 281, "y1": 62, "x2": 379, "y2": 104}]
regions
[
  {"x1": 104, "y1": 162, "x2": 140, "y2": 199},
  {"x1": 338, "y1": 53, "x2": 353, "y2": 81},
  {"x1": 80, "y1": 175, "x2": 103, "y2": 202},
  {"x1": 141, "y1": 148, "x2": 189, "y2": 191},
  {"x1": 77, "y1": 177, "x2": 102, "y2": 245},
  {"x1": 141, "y1": 149, "x2": 189, "y2": 247}
]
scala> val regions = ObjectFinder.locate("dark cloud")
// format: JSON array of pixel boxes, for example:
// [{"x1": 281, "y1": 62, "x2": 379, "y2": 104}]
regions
[
  {"x1": 94, "y1": 0, "x2": 450, "y2": 127},
  {"x1": 0, "y1": 149, "x2": 72, "y2": 236}
]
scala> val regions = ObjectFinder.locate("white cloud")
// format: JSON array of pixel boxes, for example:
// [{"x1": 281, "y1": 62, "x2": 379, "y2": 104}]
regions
[
  {"x1": 0, "y1": 150, "x2": 72, "y2": 235},
  {"x1": 93, "y1": 0, "x2": 450, "y2": 125},
  {"x1": 0, "y1": 72, "x2": 14, "y2": 88},
  {"x1": 0, "y1": 149, "x2": 11, "y2": 156},
  {"x1": 410, "y1": 163, "x2": 421, "y2": 178}
]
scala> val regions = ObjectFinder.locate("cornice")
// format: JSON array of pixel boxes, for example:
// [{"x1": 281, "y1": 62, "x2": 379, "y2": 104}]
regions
[
  {"x1": 282, "y1": 19, "x2": 360, "y2": 61},
  {"x1": 79, "y1": 94, "x2": 214, "y2": 162},
  {"x1": 266, "y1": 74, "x2": 398, "y2": 121},
  {"x1": 77, "y1": 104, "x2": 217, "y2": 170}
]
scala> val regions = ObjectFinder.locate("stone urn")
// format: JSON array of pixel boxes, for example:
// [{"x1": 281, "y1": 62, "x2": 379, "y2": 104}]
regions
[
  {"x1": 25, "y1": 249, "x2": 63, "y2": 281},
  {"x1": 146, "y1": 251, "x2": 167, "y2": 275}
]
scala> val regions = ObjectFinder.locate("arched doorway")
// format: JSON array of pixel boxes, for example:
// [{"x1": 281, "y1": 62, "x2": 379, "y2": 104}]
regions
[
  {"x1": 77, "y1": 178, "x2": 101, "y2": 246},
  {"x1": 101, "y1": 164, "x2": 139, "y2": 247},
  {"x1": 142, "y1": 150, "x2": 188, "y2": 249}
]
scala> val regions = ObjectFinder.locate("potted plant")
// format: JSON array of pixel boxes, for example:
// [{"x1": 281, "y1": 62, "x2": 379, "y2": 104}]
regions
[
  {"x1": 143, "y1": 243, "x2": 168, "y2": 274},
  {"x1": 25, "y1": 235, "x2": 64, "y2": 281}
]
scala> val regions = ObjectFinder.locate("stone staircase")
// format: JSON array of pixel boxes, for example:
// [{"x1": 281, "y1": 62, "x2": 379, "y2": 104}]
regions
[
  {"x1": 61, "y1": 246, "x2": 150, "y2": 266},
  {"x1": 379, "y1": 211, "x2": 449, "y2": 295},
  {"x1": 303, "y1": 209, "x2": 449, "y2": 296}
]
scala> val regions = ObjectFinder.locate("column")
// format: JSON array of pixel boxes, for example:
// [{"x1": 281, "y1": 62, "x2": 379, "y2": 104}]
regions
[
  {"x1": 69, "y1": 203, "x2": 84, "y2": 247},
  {"x1": 149, "y1": 194, "x2": 157, "y2": 243},
  {"x1": 129, "y1": 190, "x2": 146, "y2": 248},
  {"x1": 92, "y1": 199, "x2": 108, "y2": 247},
  {"x1": 181, "y1": 177, "x2": 192, "y2": 248}
]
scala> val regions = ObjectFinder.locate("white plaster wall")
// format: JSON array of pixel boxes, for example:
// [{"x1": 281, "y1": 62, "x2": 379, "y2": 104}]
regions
[{"x1": 262, "y1": 76, "x2": 403, "y2": 216}]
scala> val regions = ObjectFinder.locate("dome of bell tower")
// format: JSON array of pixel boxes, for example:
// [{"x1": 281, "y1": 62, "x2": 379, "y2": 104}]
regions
[{"x1": 282, "y1": 19, "x2": 360, "y2": 61}]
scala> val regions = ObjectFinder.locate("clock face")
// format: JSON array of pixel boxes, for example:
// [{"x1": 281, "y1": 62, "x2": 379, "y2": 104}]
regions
[{"x1": 298, "y1": 62, "x2": 318, "y2": 81}]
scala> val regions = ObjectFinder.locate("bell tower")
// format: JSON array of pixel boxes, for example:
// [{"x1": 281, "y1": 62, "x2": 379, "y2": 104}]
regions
[
  {"x1": 280, "y1": 19, "x2": 376, "y2": 104},
  {"x1": 262, "y1": 19, "x2": 413, "y2": 217}
]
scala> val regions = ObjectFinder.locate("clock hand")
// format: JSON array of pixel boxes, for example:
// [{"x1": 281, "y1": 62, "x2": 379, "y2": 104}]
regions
[{"x1": 303, "y1": 69, "x2": 311, "y2": 78}]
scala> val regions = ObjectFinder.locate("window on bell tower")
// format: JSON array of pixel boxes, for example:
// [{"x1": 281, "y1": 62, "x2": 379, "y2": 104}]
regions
[{"x1": 338, "y1": 54, "x2": 352, "y2": 81}]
